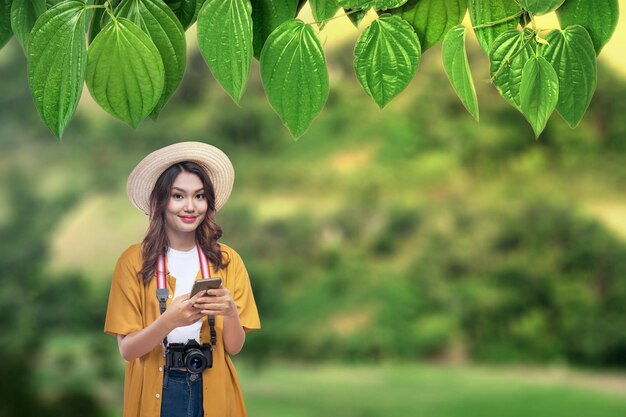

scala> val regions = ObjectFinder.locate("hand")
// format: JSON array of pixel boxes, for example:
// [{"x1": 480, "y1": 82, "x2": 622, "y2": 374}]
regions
[
  {"x1": 162, "y1": 291, "x2": 208, "y2": 328},
  {"x1": 193, "y1": 285, "x2": 238, "y2": 318}
]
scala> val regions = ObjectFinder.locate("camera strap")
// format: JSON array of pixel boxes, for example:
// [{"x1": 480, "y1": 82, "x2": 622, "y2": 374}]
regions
[{"x1": 156, "y1": 241, "x2": 217, "y2": 350}]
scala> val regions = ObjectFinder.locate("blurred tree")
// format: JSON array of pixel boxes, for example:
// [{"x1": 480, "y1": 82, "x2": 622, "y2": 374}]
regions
[{"x1": 0, "y1": 173, "x2": 107, "y2": 416}]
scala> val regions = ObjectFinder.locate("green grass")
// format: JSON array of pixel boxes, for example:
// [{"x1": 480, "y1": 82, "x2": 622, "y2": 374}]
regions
[{"x1": 238, "y1": 362, "x2": 626, "y2": 417}]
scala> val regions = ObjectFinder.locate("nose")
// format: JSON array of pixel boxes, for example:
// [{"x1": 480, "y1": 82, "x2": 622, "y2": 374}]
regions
[{"x1": 184, "y1": 197, "x2": 195, "y2": 212}]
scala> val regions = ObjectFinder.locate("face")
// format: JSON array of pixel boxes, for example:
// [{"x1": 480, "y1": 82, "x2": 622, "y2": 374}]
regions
[{"x1": 164, "y1": 171, "x2": 208, "y2": 241}]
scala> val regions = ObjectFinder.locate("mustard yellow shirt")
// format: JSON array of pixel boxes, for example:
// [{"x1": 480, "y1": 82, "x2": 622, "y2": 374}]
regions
[{"x1": 104, "y1": 243, "x2": 261, "y2": 417}]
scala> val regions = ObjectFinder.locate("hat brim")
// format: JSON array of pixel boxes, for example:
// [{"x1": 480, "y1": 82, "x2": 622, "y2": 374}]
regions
[{"x1": 127, "y1": 142, "x2": 234, "y2": 215}]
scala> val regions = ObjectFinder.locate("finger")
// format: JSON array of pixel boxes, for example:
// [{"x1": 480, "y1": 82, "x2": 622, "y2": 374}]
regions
[
  {"x1": 194, "y1": 298, "x2": 221, "y2": 308},
  {"x1": 188, "y1": 290, "x2": 206, "y2": 303},
  {"x1": 201, "y1": 305, "x2": 236, "y2": 316},
  {"x1": 175, "y1": 292, "x2": 191, "y2": 302},
  {"x1": 196, "y1": 294, "x2": 232, "y2": 307},
  {"x1": 194, "y1": 296, "x2": 213, "y2": 304},
  {"x1": 206, "y1": 288, "x2": 228, "y2": 297},
  {"x1": 196, "y1": 294, "x2": 228, "y2": 304},
  {"x1": 193, "y1": 301, "x2": 223, "y2": 310},
  {"x1": 189, "y1": 308, "x2": 207, "y2": 318},
  {"x1": 193, "y1": 311, "x2": 207, "y2": 321},
  {"x1": 202, "y1": 299, "x2": 229, "y2": 310},
  {"x1": 200, "y1": 310, "x2": 223, "y2": 316}
]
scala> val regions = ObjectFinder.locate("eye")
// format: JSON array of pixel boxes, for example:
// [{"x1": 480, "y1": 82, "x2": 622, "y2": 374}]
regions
[
  {"x1": 172, "y1": 193, "x2": 184, "y2": 200},
  {"x1": 195, "y1": 193, "x2": 206, "y2": 200}
]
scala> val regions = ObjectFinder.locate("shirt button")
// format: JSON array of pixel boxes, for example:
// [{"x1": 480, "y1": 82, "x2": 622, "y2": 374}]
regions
[
  {"x1": 159, "y1": 367, "x2": 163, "y2": 372},
  {"x1": 168, "y1": 294, "x2": 172, "y2": 299},
  {"x1": 155, "y1": 394, "x2": 160, "y2": 399}
]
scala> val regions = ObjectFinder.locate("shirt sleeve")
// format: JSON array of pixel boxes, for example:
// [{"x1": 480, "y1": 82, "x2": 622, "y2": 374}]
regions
[
  {"x1": 228, "y1": 250, "x2": 261, "y2": 332},
  {"x1": 104, "y1": 246, "x2": 144, "y2": 337}
]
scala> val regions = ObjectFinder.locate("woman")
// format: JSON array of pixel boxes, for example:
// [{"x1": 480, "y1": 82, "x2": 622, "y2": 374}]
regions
[{"x1": 104, "y1": 142, "x2": 260, "y2": 417}]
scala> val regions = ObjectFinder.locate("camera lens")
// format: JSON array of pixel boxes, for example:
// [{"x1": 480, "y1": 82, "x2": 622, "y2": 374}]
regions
[{"x1": 185, "y1": 349, "x2": 207, "y2": 374}]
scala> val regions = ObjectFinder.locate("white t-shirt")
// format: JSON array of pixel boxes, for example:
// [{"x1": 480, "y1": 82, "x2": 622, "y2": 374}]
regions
[{"x1": 166, "y1": 246, "x2": 202, "y2": 344}]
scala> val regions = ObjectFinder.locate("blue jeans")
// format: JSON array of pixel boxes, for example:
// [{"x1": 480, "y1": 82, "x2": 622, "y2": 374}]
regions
[{"x1": 160, "y1": 370, "x2": 204, "y2": 417}]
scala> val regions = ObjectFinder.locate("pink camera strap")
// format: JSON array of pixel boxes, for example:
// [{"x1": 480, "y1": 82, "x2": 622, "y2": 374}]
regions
[
  {"x1": 155, "y1": 240, "x2": 217, "y2": 350},
  {"x1": 157, "y1": 240, "x2": 211, "y2": 289}
]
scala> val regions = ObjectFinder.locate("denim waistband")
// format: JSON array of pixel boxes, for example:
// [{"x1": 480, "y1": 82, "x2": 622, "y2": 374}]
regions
[
  {"x1": 161, "y1": 369, "x2": 203, "y2": 417},
  {"x1": 164, "y1": 369, "x2": 203, "y2": 386}
]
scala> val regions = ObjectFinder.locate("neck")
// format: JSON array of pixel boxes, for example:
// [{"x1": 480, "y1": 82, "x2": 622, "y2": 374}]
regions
[{"x1": 167, "y1": 230, "x2": 196, "y2": 252}]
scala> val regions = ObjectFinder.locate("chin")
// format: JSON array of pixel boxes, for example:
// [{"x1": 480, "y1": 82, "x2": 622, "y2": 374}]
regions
[{"x1": 182, "y1": 224, "x2": 200, "y2": 233}]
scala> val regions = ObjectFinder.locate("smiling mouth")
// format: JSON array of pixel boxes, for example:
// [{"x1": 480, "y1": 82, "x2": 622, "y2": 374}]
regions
[{"x1": 179, "y1": 216, "x2": 197, "y2": 223}]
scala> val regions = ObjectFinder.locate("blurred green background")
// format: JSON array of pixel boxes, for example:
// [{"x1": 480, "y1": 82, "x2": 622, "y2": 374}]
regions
[{"x1": 1, "y1": 7, "x2": 626, "y2": 417}]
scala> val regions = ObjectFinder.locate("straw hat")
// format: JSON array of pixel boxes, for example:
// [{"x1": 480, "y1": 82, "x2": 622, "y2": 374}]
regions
[{"x1": 127, "y1": 142, "x2": 234, "y2": 215}]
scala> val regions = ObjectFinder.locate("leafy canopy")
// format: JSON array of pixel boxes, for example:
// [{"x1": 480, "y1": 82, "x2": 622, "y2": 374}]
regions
[{"x1": 1, "y1": 0, "x2": 619, "y2": 138}]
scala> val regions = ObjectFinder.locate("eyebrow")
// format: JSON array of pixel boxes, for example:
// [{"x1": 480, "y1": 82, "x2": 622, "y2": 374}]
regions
[{"x1": 172, "y1": 187, "x2": 205, "y2": 193}]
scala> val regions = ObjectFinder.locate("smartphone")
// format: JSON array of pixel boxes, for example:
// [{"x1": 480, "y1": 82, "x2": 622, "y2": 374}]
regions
[{"x1": 190, "y1": 277, "x2": 222, "y2": 297}]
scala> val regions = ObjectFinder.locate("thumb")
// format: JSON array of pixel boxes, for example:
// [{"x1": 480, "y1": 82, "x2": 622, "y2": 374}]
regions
[
  {"x1": 188, "y1": 290, "x2": 206, "y2": 303},
  {"x1": 174, "y1": 292, "x2": 191, "y2": 302}
]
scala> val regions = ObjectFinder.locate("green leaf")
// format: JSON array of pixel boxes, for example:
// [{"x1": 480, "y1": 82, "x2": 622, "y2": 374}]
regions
[
  {"x1": 556, "y1": 0, "x2": 618, "y2": 55},
  {"x1": 197, "y1": 0, "x2": 253, "y2": 102},
  {"x1": 543, "y1": 25, "x2": 596, "y2": 128},
  {"x1": 391, "y1": 0, "x2": 466, "y2": 51},
  {"x1": 10, "y1": 0, "x2": 46, "y2": 51},
  {"x1": 442, "y1": 25, "x2": 478, "y2": 121},
  {"x1": 296, "y1": 0, "x2": 305, "y2": 13},
  {"x1": 354, "y1": 14, "x2": 420, "y2": 108},
  {"x1": 114, "y1": 0, "x2": 186, "y2": 119},
  {"x1": 86, "y1": 18, "x2": 165, "y2": 127},
  {"x1": 345, "y1": 8, "x2": 367, "y2": 28},
  {"x1": 489, "y1": 29, "x2": 537, "y2": 108},
  {"x1": 519, "y1": 56, "x2": 559, "y2": 138},
  {"x1": 0, "y1": 0, "x2": 13, "y2": 49},
  {"x1": 163, "y1": 0, "x2": 197, "y2": 29},
  {"x1": 250, "y1": 0, "x2": 298, "y2": 58},
  {"x1": 260, "y1": 19, "x2": 329, "y2": 138},
  {"x1": 519, "y1": 10, "x2": 531, "y2": 28},
  {"x1": 194, "y1": 0, "x2": 206, "y2": 23},
  {"x1": 27, "y1": 0, "x2": 87, "y2": 137},
  {"x1": 338, "y1": 0, "x2": 407, "y2": 12},
  {"x1": 519, "y1": 0, "x2": 564, "y2": 16},
  {"x1": 310, "y1": 0, "x2": 339, "y2": 29},
  {"x1": 87, "y1": 0, "x2": 109, "y2": 44},
  {"x1": 469, "y1": 0, "x2": 521, "y2": 52}
]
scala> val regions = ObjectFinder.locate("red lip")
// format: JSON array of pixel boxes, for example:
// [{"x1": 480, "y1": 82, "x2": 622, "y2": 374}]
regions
[{"x1": 179, "y1": 216, "x2": 197, "y2": 223}]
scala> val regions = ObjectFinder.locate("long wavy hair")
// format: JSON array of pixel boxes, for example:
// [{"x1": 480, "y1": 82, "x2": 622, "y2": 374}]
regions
[{"x1": 139, "y1": 161, "x2": 228, "y2": 283}]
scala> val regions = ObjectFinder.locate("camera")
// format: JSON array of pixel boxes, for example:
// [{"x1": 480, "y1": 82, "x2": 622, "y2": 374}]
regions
[{"x1": 165, "y1": 339, "x2": 213, "y2": 374}]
